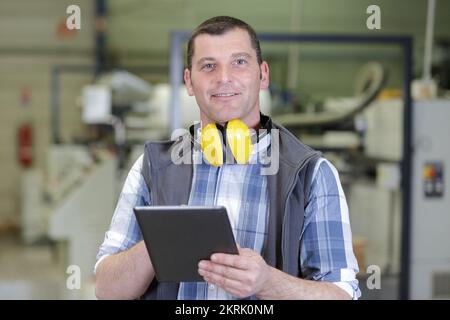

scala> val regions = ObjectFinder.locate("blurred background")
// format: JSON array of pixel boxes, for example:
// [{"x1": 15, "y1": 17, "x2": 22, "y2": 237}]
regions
[{"x1": 0, "y1": 0, "x2": 449, "y2": 299}]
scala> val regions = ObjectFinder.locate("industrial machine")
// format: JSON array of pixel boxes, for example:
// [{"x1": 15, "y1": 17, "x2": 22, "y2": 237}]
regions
[
  {"x1": 344, "y1": 98, "x2": 450, "y2": 299},
  {"x1": 20, "y1": 70, "x2": 153, "y2": 297},
  {"x1": 410, "y1": 99, "x2": 450, "y2": 299}
]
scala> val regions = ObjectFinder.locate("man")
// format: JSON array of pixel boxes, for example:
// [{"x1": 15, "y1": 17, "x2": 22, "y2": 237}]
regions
[{"x1": 95, "y1": 16, "x2": 361, "y2": 300}]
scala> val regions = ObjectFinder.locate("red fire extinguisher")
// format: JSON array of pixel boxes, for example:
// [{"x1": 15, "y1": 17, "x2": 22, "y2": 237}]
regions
[{"x1": 18, "y1": 123, "x2": 33, "y2": 168}]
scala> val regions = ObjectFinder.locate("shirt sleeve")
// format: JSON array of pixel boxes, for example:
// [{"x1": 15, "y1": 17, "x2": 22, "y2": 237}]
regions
[
  {"x1": 94, "y1": 154, "x2": 151, "y2": 274},
  {"x1": 300, "y1": 158, "x2": 361, "y2": 299}
]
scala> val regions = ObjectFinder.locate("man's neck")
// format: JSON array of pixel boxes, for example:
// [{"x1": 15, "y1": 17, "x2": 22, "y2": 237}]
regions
[{"x1": 200, "y1": 109, "x2": 261, "y2": 130}]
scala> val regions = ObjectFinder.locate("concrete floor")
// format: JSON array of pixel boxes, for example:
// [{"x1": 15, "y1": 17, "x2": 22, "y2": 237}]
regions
[{"x1": 0, "y1": 232, "x2": 96, "y2": 299}]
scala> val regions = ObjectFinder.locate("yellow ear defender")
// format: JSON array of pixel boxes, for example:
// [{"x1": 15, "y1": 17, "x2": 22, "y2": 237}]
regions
[
  {"x1": 226, "y1": 119, "x2": 254, "y2": 165},
  {"x1": 201, "y1": 119, "x2": 253, "y2": 166},
  {"x1": 201, "y1": 122, "x2": 224, "y2": 167}
]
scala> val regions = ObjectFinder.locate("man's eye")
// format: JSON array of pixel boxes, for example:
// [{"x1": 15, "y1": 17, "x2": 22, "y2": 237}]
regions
[
  {"x1": 202, "y1": 63, "x2": 215, "y2": 70},
  {"x1": 235, "y1": 59, "x2": 247, "y2": 65}
]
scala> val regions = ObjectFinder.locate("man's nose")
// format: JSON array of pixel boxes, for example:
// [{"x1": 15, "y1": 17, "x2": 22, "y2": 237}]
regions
[{"x1": 216, "y1": 65, "x2": 232, "y2": 84}]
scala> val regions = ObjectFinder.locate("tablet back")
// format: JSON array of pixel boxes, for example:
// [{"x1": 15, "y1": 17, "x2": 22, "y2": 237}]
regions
[{"x1": 134, "y1": 206, "x2": 238, "y2": 282}]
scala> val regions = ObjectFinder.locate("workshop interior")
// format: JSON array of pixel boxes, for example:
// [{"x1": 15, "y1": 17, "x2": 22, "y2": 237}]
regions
[{"x1": 0, "y1": 0, "x2": 449, "y2": 300}]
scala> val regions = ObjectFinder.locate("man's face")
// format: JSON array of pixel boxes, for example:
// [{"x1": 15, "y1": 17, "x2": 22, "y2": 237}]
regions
[{"x1": 184, "y1": 28, "x2": 269, "y2": 127}]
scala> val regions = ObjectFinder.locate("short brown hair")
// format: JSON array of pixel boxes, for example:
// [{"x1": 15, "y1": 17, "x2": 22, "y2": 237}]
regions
[{"x1": 186, "y1": 16, "x2": 262, "y2": 70}]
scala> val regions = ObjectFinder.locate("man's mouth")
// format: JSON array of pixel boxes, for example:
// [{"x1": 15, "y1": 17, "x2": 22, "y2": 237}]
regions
[{"x1": 211, "y1": 92, "x2": 241, "y2": 98}]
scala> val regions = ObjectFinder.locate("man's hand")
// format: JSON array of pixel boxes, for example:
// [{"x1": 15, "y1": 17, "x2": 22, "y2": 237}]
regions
[
  {"x1": 197, "y1": 245, "x2": 272, "y2": 298},
  {"x1": 198, "y1": 245, "x2": 353, "y2": 300}
]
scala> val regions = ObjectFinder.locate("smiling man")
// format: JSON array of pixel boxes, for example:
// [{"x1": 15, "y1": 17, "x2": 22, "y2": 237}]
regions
[
  {"x1": 95, "y1": 16, "x2": 361, "y2": 300},
  {"x1": 184, "y1": 26, "x2": 268, "y2": 129}
]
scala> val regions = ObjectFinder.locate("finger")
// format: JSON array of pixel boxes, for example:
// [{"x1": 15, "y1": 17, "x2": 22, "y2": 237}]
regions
[
  {"x1": 201, "y1": 269, "x2": 244, "y2": 292},
  {"x1": 204, "y1": 279, "x2": 247, "y2": 299},
  {"x1": 210, "y1": 253, "x2": 251, "y2": 270},
  {"x1": 202, "y1": 271, "x2": 253, "y2": 298},
  {"x1": 224, "y1": 287, "x2": 249, "y2": 299},
  {"x1": 199, "y1": 260, "x2": 247, "y2": 281}
]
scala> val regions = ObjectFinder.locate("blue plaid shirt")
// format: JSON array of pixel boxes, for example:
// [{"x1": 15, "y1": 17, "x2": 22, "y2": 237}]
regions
[{"x1": 96, "y1": 133, "x2": 361, "y2": 299}]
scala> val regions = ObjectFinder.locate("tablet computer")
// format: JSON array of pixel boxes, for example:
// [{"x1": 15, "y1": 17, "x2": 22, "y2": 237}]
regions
[{"x1": 133, "y1": 205, "x2": 238, "y2": 282}]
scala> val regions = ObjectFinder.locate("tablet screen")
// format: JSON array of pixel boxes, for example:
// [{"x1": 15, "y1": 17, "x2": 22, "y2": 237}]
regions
[{"x1": 134, "y1": 206, "x2": 238, "y2": 282}]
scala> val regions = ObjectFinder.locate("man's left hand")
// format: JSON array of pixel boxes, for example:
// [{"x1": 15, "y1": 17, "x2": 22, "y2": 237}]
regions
[{"x1": 198, "y1": 245, "x2": 272, "y2": 298}]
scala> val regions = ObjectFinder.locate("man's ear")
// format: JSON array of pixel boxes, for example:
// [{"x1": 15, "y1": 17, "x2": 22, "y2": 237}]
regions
[
  {"x1": 184, "y1": 68, "x2": 194, "y2": 96},
  {"x1": 259, "y1": 61, "x2": 270, "y2": 90}
]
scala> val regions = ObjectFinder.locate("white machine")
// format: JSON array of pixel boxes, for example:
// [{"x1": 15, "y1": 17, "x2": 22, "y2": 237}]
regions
[{"x1": 410, "y1": 99, "x2": 450, "y2": 299}]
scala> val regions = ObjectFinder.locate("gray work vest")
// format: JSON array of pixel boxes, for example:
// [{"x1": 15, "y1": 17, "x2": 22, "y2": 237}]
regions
[{"x1": 140, "y1": 122, "x2": 320, "y2": 299}]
